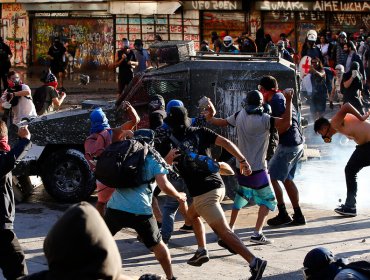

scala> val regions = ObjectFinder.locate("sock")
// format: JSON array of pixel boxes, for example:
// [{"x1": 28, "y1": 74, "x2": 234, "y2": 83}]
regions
[
  {"x1": 293, "y1": 207, "x2": 303, "y2": 217},
  {"x1": 277, "y1": 203, "x2": 288, "y2": 216},
  {"x1": 250, "y1": 257, "x2": 257, "y2": 267},
  {"x1": 197, "y1": 247, "x2": 206, "y2": 253},
  {"x1": 253, "y1": 230, "x2": 262, "y2": 236}
]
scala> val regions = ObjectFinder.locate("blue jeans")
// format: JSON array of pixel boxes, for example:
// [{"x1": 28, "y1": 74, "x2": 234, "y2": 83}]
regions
[{"x1": 161, "y1": 178, "x2": 191, "y2": 243}]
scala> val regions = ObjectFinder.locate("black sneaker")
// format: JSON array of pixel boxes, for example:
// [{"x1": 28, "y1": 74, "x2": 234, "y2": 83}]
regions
[
  {"x1": 334, "y1": 204, "x2": 357, "y2": 217},
  {"x1": 249, "y1": 258, "x2": 267, "y2": 280},
  {"x1": 267, "y1": 213, "x2": 292, "y2": 226},
  {"x1": 288, "y1": 214, "x2": 306, "y2": 226},
  {"x1": 187, "y1": 249, "x2": 210, "y2": 267},
  {"x1": 218, "y1": 239, "x2": 236, "y2": 254},
  {"x1": 250, "y1": 234, "x2": 273, "y2": 245},
  {"x1": 179, "y1": 224, "x2": 193, "y2": 233}
]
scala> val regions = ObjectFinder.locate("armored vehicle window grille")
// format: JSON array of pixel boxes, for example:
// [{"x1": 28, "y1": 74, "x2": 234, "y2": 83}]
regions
[
  {"x1": 144, "y1": 79, "x2": 186, "y2": 97},
  {"x1": 223, "y1": 80, "x2": 257, "y2": 92}
]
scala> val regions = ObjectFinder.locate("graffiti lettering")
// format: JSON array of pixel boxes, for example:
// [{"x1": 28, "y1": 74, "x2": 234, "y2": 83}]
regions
[
  {"x1": 187, "y1": 1, "x2": 240, "y2": 10},
  {"x1": 257, "y1": 1, "x2": 370, "y2": 12},
  {"x1": 363, "y1": 15, "x2": 370, "y2": 30},
  {"x1": 184, "y1": 34, "x2": 199, "y2": 41},
  {"x1": 333, "y1": 13, "x2": 360, "y2": 26},
  {"x1": 297, "y1": 12, "x2": 325, "y2": 21},
  {"x1": 259, "y1": 1, "x2": 309, "y2": 11}
]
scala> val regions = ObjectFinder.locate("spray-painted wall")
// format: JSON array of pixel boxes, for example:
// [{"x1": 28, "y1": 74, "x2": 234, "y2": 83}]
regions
[
  {"x1": 32, "y1": 18, "x2": 114, "y2": 70},
  {"x1": 0, "y1": 4, "x2": 29, "y2": 67}
]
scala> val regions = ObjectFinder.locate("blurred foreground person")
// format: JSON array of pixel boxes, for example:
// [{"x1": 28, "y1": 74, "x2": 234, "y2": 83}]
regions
[
  {"x1": 0, "y1": 122, "x2": 31, "y2": 280},
  {"x1": 21, "y1": 202, "x2": 135, "y2": 280}
]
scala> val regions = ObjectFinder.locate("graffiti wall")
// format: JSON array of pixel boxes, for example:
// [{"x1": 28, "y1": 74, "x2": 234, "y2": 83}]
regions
[
  {"x1": 202, "y1": 11, "x2": 247, "y2": 49},
  {"x1": 1, "y1": 4, "x2": 29, "y2": 67},
  {"x1": 32, "y1": 18, "x2": 114, "y2": 70}
]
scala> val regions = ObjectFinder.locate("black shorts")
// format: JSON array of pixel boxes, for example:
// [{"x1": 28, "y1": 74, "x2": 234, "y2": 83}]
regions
[
  {"x1": 50, "y1": 64, "x2": 65, "y2": 74},
  {"x1": 104, "y1": 208, "x2": 161, "y2": 248}
]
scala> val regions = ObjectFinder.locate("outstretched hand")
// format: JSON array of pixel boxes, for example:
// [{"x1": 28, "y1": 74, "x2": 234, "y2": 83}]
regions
[
  {"x1": 283, "y1": 88, "x2": 294, "y2": 101},
  {"x1": 201, "y1": 98, "x2": 216, "y2": 121}
]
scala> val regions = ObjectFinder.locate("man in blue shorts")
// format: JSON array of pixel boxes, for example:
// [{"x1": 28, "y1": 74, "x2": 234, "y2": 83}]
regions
[
  {"x1": 206, "y1": 90, "x2": 277, "y2": 244},
  {"x1": 258, "y1": 76, "x2": 306, "y2": 226}
]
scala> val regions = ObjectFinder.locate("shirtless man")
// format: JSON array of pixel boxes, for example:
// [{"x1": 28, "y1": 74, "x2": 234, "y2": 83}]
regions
[{"x1": 314, "y1": 103, "x2": 370, "y2": 217}]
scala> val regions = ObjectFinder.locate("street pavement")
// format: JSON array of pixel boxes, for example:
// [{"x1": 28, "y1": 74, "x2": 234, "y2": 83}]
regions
[{"x1": 2, "y1": 68, "x2": 370, "y2": 279}]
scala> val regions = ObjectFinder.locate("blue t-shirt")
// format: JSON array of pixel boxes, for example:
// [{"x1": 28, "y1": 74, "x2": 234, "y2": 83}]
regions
[
  {"x1": 269, "y1": 92, "x2": 303, "y2": 147},
  {"x1": 107, "y1": 154, "x2": 169, "y2": 215}
]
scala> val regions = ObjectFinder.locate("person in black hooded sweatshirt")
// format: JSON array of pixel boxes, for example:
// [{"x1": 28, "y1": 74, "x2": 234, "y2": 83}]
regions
[
  {"x1": 0, "y1": 122, "x2": 31, "y2": 280},
  {"x1": 21, "y1": 202, "x2": 136, "y2": 280}
]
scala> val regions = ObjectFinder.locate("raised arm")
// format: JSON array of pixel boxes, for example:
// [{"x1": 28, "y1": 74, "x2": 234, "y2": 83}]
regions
[
  {"x1": 331, "y1": 102, "x2": 370, "y2": 130},
  {"x1": 203, "y1": 98, "x2": 229, "y2": 127},
  {"x1": 121, "y1": 101, "x2": 140, "y2": 130},
  {"x1": 275, "y1": 89, "x2": 293, "y2": 135}
]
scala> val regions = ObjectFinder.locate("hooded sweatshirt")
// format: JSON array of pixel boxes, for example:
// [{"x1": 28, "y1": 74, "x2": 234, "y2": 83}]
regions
[{"x1": 22, "y1": 202, "x2": 130, "y2": 280}]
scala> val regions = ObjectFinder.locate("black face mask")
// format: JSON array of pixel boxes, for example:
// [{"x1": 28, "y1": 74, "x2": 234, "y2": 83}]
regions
[{"x1": 350, "y1": 62, "x2": 360, "y2": 71}]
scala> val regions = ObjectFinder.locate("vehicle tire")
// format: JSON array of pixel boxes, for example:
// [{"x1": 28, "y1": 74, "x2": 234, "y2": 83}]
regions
[
  {"x1": 12, "y1": 176, "x2": 35, "y2": 203},
  {"x1": 41, "y1": 149, "x2": 95, "y2": 203}
]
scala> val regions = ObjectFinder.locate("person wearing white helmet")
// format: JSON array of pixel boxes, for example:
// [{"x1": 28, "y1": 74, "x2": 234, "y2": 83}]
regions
[
  {"x1": 301, "y1": 30, "x2": 324, "y2": 63},
  {"x1": 220, "y1": 35, "x2": 239, "y2": 53}
]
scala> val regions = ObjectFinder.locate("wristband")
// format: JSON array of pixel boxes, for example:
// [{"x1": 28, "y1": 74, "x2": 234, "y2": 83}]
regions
[{"x1": 239, "y1": 159, "x2": 246, "y2": 163}]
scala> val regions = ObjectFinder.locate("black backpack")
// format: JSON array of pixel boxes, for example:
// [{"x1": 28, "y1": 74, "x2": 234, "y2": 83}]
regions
[
  {"x1": 32, "y1": 86, "x2": 49, "y2": 113},
  {"x1": 95, "y1": 139, "x2": 151, "y2": 188}
]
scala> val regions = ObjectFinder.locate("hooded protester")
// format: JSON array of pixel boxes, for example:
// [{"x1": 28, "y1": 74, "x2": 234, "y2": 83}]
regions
[
  {"x1": 0, "y1": 122, "x2": 31, "y2": 280},
  {"x1": 34, "y1": 71, "x2": 66, "y2": 115},
  {"x1": 204, "y1": 90, "x2": 277, "y2": 245},
  {"x1": 342, "y1": 61, "x2": 364, "y2": 114},
  {"x1": 86, "y1": 105, "x2": 139, "y2": 216},
  {"x1": 104, "y1": 129, "x2": 186, "y2": 280},
  {"x1": 309, "y1": 57, "x2": 327, "y2": 119},
  {"x1": 162, "y1": 106, "x2": 268, "y2": 279},
  {"x1": 21, "y1": 202, "x2": 136, "y2": 280}
]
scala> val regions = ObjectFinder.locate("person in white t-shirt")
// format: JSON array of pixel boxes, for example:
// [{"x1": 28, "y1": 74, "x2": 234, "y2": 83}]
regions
[{"x1": 0, "y1": 70, "x2": 37, "y2": 125}]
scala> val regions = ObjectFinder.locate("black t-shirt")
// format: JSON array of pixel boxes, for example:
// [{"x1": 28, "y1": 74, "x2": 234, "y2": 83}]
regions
[
  {"x1": 48, "y1": 43, "x2": 66, "y2": 66},
  {"x1": 162, "y1": 127, "x2": 224, "y2": 197},
  {"x1": 117, "y1": 49, "x2": 136, "y2": 74}
]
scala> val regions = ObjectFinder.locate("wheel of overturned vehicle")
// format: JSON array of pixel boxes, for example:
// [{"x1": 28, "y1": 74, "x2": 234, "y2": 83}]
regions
[
  {"x1": 41, "y1": 149, "x2": 95, "y2": 203},
  {"x1": 12, "y1": 176, "x2": 35, "y2": 203}
]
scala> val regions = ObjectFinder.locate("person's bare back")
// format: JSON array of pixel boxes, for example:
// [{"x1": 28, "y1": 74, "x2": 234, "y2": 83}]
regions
[{"x1": 333, "y1": 114, "x2": 370, "y2": 145}]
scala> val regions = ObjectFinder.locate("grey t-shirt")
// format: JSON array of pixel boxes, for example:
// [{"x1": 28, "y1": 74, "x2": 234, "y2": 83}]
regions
[{"x1": 227, "y1": 109, "x2": 270, "y2": 171}]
